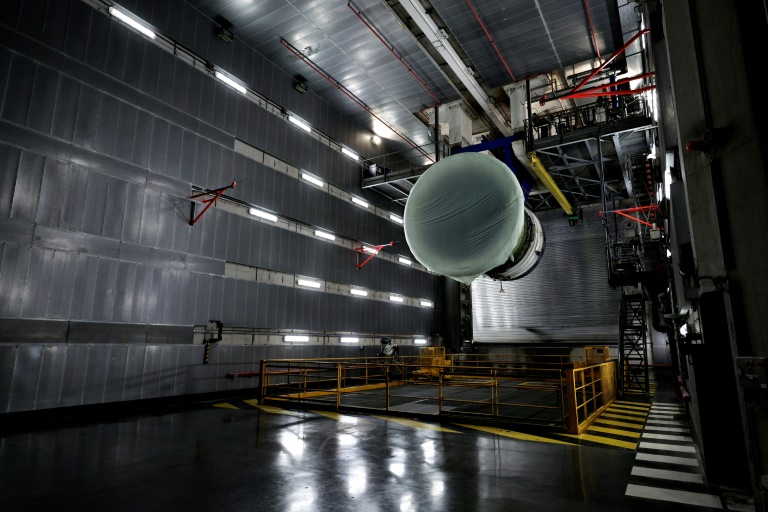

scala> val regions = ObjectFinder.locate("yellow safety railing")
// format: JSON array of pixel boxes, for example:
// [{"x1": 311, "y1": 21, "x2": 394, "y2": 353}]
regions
[
  {"x1": 564, "y1": 360, "x2": 617, "y2": 434},
  {"x1": 257, "y1": 350, "x2": 611, "y2": 431}
]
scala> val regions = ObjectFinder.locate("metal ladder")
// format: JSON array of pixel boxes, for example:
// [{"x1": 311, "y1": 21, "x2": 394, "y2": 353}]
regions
[{"x1": 619, "y1": 291, "x2": 650, "y2": 397}]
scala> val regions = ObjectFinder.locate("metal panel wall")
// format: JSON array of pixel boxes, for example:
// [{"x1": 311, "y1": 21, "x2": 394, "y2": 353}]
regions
[
  {"x1": 0, "y1": 0, "x2": 445, "y2": 413},
  {"x1": 472, "y1": 206, "x2": 621, "y2": 343}
]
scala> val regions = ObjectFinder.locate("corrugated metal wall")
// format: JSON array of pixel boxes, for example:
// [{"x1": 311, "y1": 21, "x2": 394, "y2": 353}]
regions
[
  {"x1": 0, "y1": 343, "x2": 423, "y2": 413},
  {"x1": 471, "y1": 206, "x2": 621, "y2": 343},
  {"x1": 0, "y1": 0, "x2": 445, "y2": 412}
]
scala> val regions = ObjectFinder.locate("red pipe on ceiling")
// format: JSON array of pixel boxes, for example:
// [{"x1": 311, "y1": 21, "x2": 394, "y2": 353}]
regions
[
  {"x1": 465, "y1": 0, "x2": 518, "y2": 83},
  {"x1": 571, "y1": 29, "x2": 650, "y2": 93},
  {"x1": 582, "y1": 0, "x2": 603, "y2": 63},
  {"x1": 279, "y1": 38, "x2": 434, "y2": 163},
  {"x1": 348, "y1": 2, "x2": 441, "y2": 106}
]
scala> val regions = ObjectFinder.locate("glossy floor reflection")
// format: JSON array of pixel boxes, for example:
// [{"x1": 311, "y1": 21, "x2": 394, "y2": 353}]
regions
[{"x1": 0, "y1": 382, "x2": 743, "y2": 512}]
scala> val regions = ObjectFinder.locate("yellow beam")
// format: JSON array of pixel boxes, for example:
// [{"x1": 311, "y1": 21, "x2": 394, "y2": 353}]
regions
[{"x1": 527, "y1": 151, "x2": 573, "y2": 215}]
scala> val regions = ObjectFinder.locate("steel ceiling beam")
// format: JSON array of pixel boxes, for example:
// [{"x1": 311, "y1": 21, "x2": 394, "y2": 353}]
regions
[{"x1": 397, "y1": 0, "x2": 513, "y2": 136}]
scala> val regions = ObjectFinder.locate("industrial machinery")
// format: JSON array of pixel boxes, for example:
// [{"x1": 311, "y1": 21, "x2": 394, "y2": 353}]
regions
[
  {"x1": 403, "y1": 153, "x2": 545, "y2": 285},
  {"x1": 410, "y1": 347, "x2": 453, "y2": 381}
]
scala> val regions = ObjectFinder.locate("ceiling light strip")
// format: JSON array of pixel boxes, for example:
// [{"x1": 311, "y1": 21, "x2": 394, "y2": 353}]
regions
[
  {"x1": 279, "y1": 37, "x2": 434, "y2": 163},
  {"x1": 347, "y1": 1, "x2": 441, "y2": 105},
  {"x1": 198, "y1": 184, "x2": 434, "y2": 276},
  {"x1": 224, "y1": 262, "x2": 435, "y2": 308},
  {"x1": 234, "y1": 138, "x2": 401, "y2": 226},
  {"x1": 108, "y1": 6, "x2": 156, "y2": 39},
  {"x1": 88, "y1": 0, "x2": 380, "y2": 176}
]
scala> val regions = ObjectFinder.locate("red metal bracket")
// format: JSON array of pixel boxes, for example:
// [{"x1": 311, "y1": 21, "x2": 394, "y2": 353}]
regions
[
  {"x1": 355, "y1": 241, "x2": 394, "y2": 269},
  {"x1": 189, "y1": 180, "x2": 237, "y2": 226},
  {"x1": 599, "y1": 204, "x2": 662, "y2": 229}
]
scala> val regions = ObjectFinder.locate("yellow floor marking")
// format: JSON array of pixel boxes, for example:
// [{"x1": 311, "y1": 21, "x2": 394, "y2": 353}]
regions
[
  {"x1": 600, "y1": 413, "x2": 646, "y2": 423},
  {"x1": 212, "y1": 402, "x2": 239, "y2": 409},
  {"x1": 246, "y1": 401, "x2": 303, "y2": 417},
  {"x1": 614, "y1": 401, "x2": 651, "y2": 408},
  {"x1": 373, "y1": 416, "x2": 462, "y2": 433},
  {"x1": 606, "y1": 408, "x2": 647, "y2": 417},
  {"x1": 595, "y1": 418, "x2": 645, "y2": 429},
  {"x1": 588, "y1": 425, "x2": 642, "y2": 438},
  {"x1": 309, "y1": 410, "x2": 368, "y2": 423},
  {"x1": 560, "y1": 433, "x2": 637, "y2": 450},
  {"x1": 243, "y1": 399, "x2": 260, "y2": 407},
  {"x1": 610, "y1": 404, "x2": 650, "y2": 411},
  {"x1": 457, "y1": 424, "x2": 575, "y2": 445}
]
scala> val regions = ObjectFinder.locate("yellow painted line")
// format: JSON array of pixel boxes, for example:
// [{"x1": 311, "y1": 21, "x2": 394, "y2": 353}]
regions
[
  {"x1": 607, "y1": 408, "x2": 647, "y2": 417},
  {"x1": 560, "y1": 433, "x2": 637, "y2": 450},
  {"x1": 614, "y1": 401, "x2": 651, "y2": 408},
  {"x1": 595, "y1": 418, "x2": 645, "y2": 430},
  {"x1": 245, "y1": 401, "x2": 303, "y2": 417},
  {"x1": 309, "y1": 410, "x2": 368, "y2": 423},
  {"x1": 588, "y1": 425, "x2": 642, "y2": 438},
  {"x1": 374, "y1": 416, "x2": 462, "y2": 434},
  {"x1": 601, "y1": 413, "x2": 646, "y2": 423},
  {"x1": 457, "y1": 424, "x2": 575, "y2": 445},
  {"x1": 610, "y1": 404, "x2": 650, "y2": 411},
  {"x1": 212, "y1": 402, "x2": 239, "y2": 409}
]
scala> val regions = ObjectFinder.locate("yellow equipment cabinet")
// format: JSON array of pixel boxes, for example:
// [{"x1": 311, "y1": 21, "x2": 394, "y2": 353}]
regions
[
  {"x1": 411, "y1": 347, "x2": 452, "y2": 380},
  {"x1": 585, "y1": 346, "x2": 611, "y2": 365}
]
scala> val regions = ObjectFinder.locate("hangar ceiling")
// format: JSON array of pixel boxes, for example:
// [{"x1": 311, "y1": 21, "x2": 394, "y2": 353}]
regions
[{"x1": 185, "y1": 0, "x2": 656, "y2": 213}]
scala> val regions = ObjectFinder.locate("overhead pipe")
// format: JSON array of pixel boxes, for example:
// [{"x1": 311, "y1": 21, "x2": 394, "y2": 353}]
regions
[
  {"x1": 348, "y1": 2, "x2": 441, "y2": 106},
  {"x1": 279, "y1": 38, "x2": 434, "y2": 163},
  {"x1": 582, "y1": 0, "x2": 603, "y2": 63},
  {"x1": 462, "y1": 0, "x2": 574, "y2": 216},
  {"x1": 397, "y1": 0, "x2": 513, "y2": 136},
  {"x1": 572, "y1": 29, "x2": 649, "y2": 93},
  {"x1": 465, "y1": 0, "x2": 517, "y2": 83},
  {"x1": 542, "y1": 29, "x2": 650, "y2": 105}
]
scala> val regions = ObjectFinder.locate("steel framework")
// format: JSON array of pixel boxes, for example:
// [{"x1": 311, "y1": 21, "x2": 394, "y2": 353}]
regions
[{"x1": 618, "y1": 291, "x2": 650, "y2": 397}]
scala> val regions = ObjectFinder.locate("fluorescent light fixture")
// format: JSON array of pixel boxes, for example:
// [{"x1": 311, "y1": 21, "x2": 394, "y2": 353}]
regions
[
  {"x1": 350, "y1": 289, "x2": 368, "y2": 297},
  {"x1": 109, "y1": 7, "x2": 156, "y2": 39},
  {"x1": 398, "y1": 257, "x2": 411, "y2": 265},
  {"x1": 288, "y1": 116, "x2": 311, "y2": 133},
  {"x1": 389, "y1": 214, "x2": 403, "y2": 224},
  {"x1": 248, "y1": 207, "x2": 277, "y2": 222},
  {"x1": 420, "y1": 300, "x2": 433, "y2": 307},
  {"x1": 314, "y1": 230, "x2": 335, "y2": 241},
  {"x1": 284, "y1": 335, "x2": 309, "y2": 342},
  {"x1": 301, "y1": 172, "x2": 324, "y2": 187},
  {"x1": 341, "y1": 147, "x2": 359, "y2": 161},
  {"x1": 362, "y1": 246, "x2": 378, "y2": 254},
  {"x1": 340, "y1": 337, "x2": 359, "y2": 343},
  {"x1": 297, "y1": 279, "x2": 321, "y2": 289},
  {"x1": 414, "y1": 338, "x2": 427, "y2": 345},
  {"x1": 389, "y1": 295, "x2": 404, "y2": 303},
  {"x1": 215, "y1": 71, "x2": 247, "y2": 94},
  {"x1": 351, "y1": 196, "x2": 369, "y2": 208}
]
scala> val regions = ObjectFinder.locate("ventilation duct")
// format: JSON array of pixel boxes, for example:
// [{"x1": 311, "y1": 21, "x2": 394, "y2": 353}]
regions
[{"x1": 404, "y1": 153, "x2": 545, "y2": 285}]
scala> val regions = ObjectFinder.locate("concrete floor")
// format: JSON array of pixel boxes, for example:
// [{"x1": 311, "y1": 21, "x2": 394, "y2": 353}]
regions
[{"x1": 0, "y1": 380, "x2": 751, "y2": 512}]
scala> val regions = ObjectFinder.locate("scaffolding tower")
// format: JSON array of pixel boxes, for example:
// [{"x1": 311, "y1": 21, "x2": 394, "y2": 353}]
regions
[{"x1": 619, "y1": 291, "x2": 650, "y2": 397}]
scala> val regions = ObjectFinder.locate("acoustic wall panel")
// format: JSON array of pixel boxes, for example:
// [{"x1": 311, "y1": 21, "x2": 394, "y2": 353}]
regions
[{"x1": 472, "y1": 206, "x2": 620, "y2": 343}]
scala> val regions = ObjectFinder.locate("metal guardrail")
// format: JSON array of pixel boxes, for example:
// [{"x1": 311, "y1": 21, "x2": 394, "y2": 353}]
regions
[
  {"x1": 565, "y1": 360, "x2": 617, "y2": 434},
  {"x1": 257, "y1": 351, "x2": 617, "y2": 433}
]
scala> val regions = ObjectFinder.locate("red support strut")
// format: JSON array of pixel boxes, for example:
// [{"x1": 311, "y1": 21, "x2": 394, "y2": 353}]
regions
[
  {"x1": 599, "y1": 204, "x2": 662, "y2": 229},
  {"x1": 355, "y1": 241, "x2": 394, "y2": 269},
  {"x1": 190, "y1": 180, "x2": 237, "y2": 226}
]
